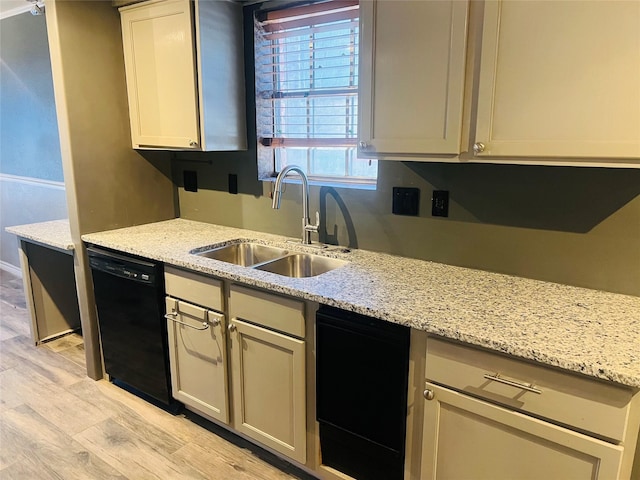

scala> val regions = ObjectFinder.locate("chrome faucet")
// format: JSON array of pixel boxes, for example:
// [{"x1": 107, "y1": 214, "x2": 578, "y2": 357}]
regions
[{"x1": 272, "y1": 165, "x2": 319, "y2": 245}]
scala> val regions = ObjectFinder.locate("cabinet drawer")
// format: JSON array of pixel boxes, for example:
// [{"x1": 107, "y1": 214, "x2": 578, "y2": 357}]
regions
[
  {"x1": 164, "y1": 266, "x2": 223, "y2": 311},
  {"x1": 229, "y1": 284, "x2": 305, "y2": 338},
  {"x1": 426, "y1": 337, "x2": 633, "y2": 442}
]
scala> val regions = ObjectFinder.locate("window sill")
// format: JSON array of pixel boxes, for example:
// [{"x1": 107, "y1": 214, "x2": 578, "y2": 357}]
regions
[{"x1": 260, "y1": 175, "x2": 377, "y2": 191}]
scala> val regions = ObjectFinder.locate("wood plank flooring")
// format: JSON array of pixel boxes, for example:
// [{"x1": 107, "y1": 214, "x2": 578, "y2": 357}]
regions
[{"x1": 0, "y1": 270, "x2": 304, "y2": 480}]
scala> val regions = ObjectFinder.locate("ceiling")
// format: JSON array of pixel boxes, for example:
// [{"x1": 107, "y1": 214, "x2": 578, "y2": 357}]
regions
[
  {"x1": 0, "y1": 0, "x2": 262, "y2": 21},
  {"x1": 0, "y1": 0, "x2": 41, "y2": 20},
  {"x1": 0, "y1": 0, "x2": 255, "y2": 20}
]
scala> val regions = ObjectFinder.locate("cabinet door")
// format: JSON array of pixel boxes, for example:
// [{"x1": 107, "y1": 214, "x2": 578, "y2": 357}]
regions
[
  {"x1": 358, "y1": 0, "x2": 469, "y2": 157},
  {"x1": 166, "y1": 298, "x2": 229, "y2": 424},
  {"x1": 229, "y1": 318, "x2": 306, "y2": 464},
  {"x1": 120, "y1": 0, "x2": 200, "y2": 149},
  {"x1": 421, "y1": 383, "x2": 623, "y2": 480},
  {"x1": 474, "y1": 0, "x2": 640, "y2": 160}
]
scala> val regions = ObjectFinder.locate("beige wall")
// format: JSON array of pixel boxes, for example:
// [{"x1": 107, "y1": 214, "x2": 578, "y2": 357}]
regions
[
  {"x1": 46, "y1": 0, "x2": 177, "y2": 378},
  {"x1": 174, "y1": 152, "x2": 640, "y2": 297},
  {"x1": 47, "y1": 1, "x2": 175, "y2": 237},
  {"x1": 0, "y1": 13, "x2": 68, "y2": 272}
]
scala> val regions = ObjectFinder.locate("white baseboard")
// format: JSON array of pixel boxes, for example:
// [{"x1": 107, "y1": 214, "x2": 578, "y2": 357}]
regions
[{"x1": 0, "y1": 261, "x2": 23, "y2": 278}]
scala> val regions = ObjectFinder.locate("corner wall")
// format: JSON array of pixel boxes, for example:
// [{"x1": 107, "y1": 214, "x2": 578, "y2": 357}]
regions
[
  {"x1": 0, "y1": 12, "x2": 68, "y2": 273},
  {"x1": 46, "y1": 0, "x2": 177, "y2": 378}
]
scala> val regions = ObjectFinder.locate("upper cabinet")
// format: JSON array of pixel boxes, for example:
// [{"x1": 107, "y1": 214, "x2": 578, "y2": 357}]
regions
[
  {"x1": 359, "y1": 0, "x2": 639, "y2": 167},
  {"x1": 473, "y1": 0, "x2": 640, "y2": 162},
  {"x1": 358, "y1": 0, "x2": 469, "y2": 158},
  {"x1": 119, "y1": 0, "x2": 247, "y2": 151}
]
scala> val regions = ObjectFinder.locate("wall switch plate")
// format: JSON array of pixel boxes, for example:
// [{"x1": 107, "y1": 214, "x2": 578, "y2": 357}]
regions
[
  {"x1": 184, "y1": 170, "x2": 198, "y2": 192},
  {"x1": 228, "y1": 173, "x2": 238, "y2": 194},
  {"x1": 432, "y1": 190, "x2": 449, "y2": 217},
  {"x1": 392, "y1": 187, "x2": 420, "y2": 216}
]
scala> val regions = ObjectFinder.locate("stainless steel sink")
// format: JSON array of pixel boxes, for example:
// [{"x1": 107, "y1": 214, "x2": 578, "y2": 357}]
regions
[
  {"x1": 193, "y1": 241, "x2": 348, "y2": 277},
  {"x1": 255, "y1": 253, "x2": 347, "y2": 278},
  {"x1": 194, "y1": 243, "x2": 288, "y2": 267}
]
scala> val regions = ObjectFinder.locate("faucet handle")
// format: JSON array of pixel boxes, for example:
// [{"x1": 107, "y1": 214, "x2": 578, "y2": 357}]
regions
[{"x1": 305, "y1": 211, "x2": 320, "y2": 233}]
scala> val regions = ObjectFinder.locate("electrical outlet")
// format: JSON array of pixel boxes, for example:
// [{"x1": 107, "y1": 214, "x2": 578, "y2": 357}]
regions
[
  {"x1": 432, "y1": 190, "x2": 449, "y2": 217},
  {"x1": 228, "y1": 174, "x2": 238, "y2": 194},
  {"x1": 392, "y1": 187, "x2": 420, "y2": 216},
  {"x1": 183, "y1": 170, "x2": 198, "y2": 192}
]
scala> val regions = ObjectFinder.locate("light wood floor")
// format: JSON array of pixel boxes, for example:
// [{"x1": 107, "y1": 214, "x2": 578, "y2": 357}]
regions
[{"x1": 0, "y1": 270, "x2": 304, "y2": 480}]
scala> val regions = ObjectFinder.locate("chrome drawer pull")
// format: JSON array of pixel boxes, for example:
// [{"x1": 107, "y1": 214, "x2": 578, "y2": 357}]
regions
[
  {"x1": 483, "y1": 373, "x2": 542, "y2": 394},
  {"x1": 165, "y1": 313, "x2": 209, "y2": 331}
]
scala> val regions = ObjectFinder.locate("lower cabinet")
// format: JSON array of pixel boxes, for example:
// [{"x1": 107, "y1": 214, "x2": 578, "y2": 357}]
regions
[
  {"x1": 421, "y1": 382, "x2": 623, "y2": 480},
  {"x1": 161, "y1": 265, "x2": 639, "y2": 479},
  {"x1": 228, "y1": 318, "x2": 306, "y2": 464},
  {"x1": 422, "y1": 337, "x2": 640, "y2": 480},
  {"x1": 164, "y1": 268, "x2": 308, "y2": 466},
  {"x1": 168, "y1": 300, "x2": 307, "y2": 454},
  {"x1": 165, "y1": 297, "x2": 229, "y2": 424},
  {"x1": 229, "y1": 284, "x2": 307, "y2": 464}
]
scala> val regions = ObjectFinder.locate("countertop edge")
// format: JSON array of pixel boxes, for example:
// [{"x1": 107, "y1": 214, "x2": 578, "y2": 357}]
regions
[{"x1": 6, "y1": 219, "x2": 74, "y2": 252}]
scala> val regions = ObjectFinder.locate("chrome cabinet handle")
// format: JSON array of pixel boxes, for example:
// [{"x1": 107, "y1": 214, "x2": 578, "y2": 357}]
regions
[
  {"x1": 483, "y1": 373, "x2": 542, "y2": 394},
  {"x1": 423, "y1": 389, "x2": 435, "y2": 401},
  {"x1": 473, "y1": 142, "x2": 485, "y2": 155},
  {"x1": 189, "y1": 140, "x2": 198, "y2": 148},
  {"x1": 210, "y1": 318, "x2": 220, "y2": 327},
  {"x1": 165, "y1": 313, "x2": 209, "y2": 331},
  {"x1": 359, "y1": 141, "x2": 369, "y2": 150},
  {"x1": 228, "y1": 323, "x2": 237, "y2": 332}
]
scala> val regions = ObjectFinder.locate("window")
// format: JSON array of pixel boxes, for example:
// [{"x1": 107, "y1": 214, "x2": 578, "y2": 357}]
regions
[{"x1": 255, "y1": 1, "x2": 377, "y2": 186}]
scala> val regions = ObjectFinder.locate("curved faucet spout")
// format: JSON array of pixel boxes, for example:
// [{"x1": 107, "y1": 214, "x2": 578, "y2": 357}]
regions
[
  {"x1": 272, "y1": 165, "x2": 307, "y2": 210},
  {"x1": 272, "y1": 165, "x2": 319, "y2": 244}
]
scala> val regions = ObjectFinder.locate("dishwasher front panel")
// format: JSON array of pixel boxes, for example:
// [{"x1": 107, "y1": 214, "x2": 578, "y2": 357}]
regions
[
  {"x1": 88, "y1": 247, "x2": 172, "y2": 406},
  {"x1": 316, "y1": 305, "x2": 410, "y2": 480}
]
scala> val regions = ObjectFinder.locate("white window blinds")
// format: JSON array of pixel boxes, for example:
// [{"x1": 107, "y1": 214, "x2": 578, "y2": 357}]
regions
[{"x1": 255, "y1": 1, "x2": 377, "y2": 184}]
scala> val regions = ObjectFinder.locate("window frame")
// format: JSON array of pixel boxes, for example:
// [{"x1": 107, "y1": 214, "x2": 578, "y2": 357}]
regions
[{"x1": 254, "y1": 1, "x2": 378, "y2": 188}]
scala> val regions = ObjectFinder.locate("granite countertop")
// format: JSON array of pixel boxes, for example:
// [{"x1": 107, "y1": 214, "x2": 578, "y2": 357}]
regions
[
  {"x1": 6, "y1": 219, "x2": 74, "y2": 252},
  {"x1": 82, "y1": 218, "x2": 640, "y2": 389}
]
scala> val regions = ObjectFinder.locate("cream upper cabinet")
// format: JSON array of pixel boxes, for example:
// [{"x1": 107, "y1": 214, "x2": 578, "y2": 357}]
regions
[
  {"x1": 358, "y1": 0, "x2": 469, "y2": 157},
  {"x1": 474, "y1": 0, "x2": 640, "y2": 162},
  {"x1": 120, "y1": 0, "x2": 199, "y2": 149},
  {"x1": 119, "y1": 0, "x2": 246, "y2": 151}
]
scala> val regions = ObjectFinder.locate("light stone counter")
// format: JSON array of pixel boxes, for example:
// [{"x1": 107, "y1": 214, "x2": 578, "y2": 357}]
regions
[
  {"x1": 6, "y1": 219, "x2": 74, "y2": 252},
  {"x1": 6, "y1": 219, "x2": 81, "y2": 344},
  {"x1": 82, "y1": 218, "x2": 640, "y2": 389}
]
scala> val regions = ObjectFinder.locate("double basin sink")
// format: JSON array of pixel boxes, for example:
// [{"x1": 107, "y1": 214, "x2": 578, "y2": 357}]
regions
[{"x1": 191, "y1": 241, "x2": 348, "y2": 278}]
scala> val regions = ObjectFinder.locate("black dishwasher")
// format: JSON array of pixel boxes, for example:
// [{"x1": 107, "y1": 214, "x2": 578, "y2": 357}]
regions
[
  {"x1": 88, "y1": 246, "x2": 175, "y2": 408},
  {"x1": 316, "y1": 306, "x2": 410, "y2": 480}
]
